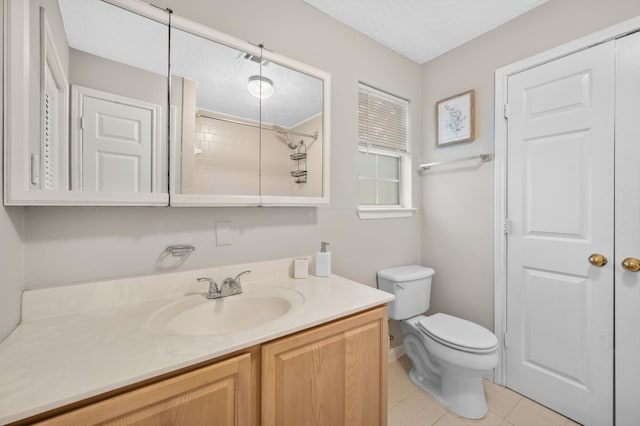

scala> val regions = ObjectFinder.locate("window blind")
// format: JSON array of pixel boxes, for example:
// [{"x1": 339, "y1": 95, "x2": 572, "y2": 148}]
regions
[
  {"x1": 358, "y1": 84, "x2": 409, "y2": 152},
  {"x1": 43, "y1": 70, "x2": 57, "y2": 190}
]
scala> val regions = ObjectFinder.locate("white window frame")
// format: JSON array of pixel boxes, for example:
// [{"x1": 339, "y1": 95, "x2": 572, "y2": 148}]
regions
[{"x1": 357, "y1": 84, "x2": 415, "y2": 219}]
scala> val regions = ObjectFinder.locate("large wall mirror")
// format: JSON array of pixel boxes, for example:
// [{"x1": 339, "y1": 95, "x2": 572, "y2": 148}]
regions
[
  {"x1": 4, "y1": 0, "x2": 169, "y2": 205},
  {"x1": 4, "y1": 0, "x2": 330, "y2": 207},
  {"x1": 169, "y1": 24, "x2": 262, "y2": 206},
  {"x1": 259, "y1": 58, "x2": 326, "y2": 205},
  {"x1": 169, "y1": 17, "x2": 330, "y2": 206}
]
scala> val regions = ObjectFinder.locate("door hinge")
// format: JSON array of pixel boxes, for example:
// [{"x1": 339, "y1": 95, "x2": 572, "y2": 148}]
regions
[
  {"x1": 80, "y1": 116, "x2": 85, "y2": 130},
  {"x1": 503, "y1": 103, "x2": 510, "y2": 119},
  {"x1": 503, "y1": 219, "x2": 511, "y2": 235},
  {"x1": 503, "y1": 332, "x2": 508, "y2": 350}
]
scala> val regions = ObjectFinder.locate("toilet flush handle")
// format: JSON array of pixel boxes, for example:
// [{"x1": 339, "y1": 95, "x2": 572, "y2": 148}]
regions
[{"x1": 396, "y1": 283, "x2": 405, "y2": 290}]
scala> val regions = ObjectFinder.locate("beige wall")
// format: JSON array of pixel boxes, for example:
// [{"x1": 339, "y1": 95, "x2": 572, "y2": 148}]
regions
[
  {"x1": 23, "y1": 0, "x2": 423, "y2": 291},
  {"x1": 421, "y1": 0, "x2": 640, "y2": 332},
  {"x1": 0, "y1": 3, "x2": 25, "y2": 341}
]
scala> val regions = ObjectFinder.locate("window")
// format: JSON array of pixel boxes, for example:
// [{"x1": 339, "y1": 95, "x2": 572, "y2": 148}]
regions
[{"x1": 357, "y1": 83, "x2": 414, "y2": 219}]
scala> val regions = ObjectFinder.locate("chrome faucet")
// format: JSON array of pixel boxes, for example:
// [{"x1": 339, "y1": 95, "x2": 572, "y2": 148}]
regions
[
  {"x1": 197, "y1": 270, "x2": 250, "y2": 299},
  {"x1": 219, "y1": 270, "x2": 251, "y2": 297},
  {"x1": 197, "y1": 277, "x2": 220, "y2": 299}
]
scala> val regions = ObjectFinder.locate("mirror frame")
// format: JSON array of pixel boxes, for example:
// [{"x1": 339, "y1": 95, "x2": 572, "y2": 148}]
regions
[
  {"x1": 167, "y1": 15, "x2": 331, "y2": 207},
  {"x1": 3, "y1": 0, "x2": 170, "y2": 206}
]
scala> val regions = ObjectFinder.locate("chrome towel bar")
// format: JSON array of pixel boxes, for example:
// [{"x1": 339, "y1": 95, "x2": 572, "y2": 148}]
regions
[{"x1": 419, "y1": 153, "x2": 493, "y2": 171}]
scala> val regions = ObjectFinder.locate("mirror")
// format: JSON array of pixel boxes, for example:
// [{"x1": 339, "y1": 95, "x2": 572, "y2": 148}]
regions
[
  {"x1": 4, "y1": 0, "x2": 169, "y2": 205},
  {"x1": 259, "y1": 59, "x2": 325, "y2": 202},
  {"x1": 169, "y1": 23, "x2": 329, "y2": 206},
  {"x1": 5, "y1": 0, "x2": 329, "y2": 207},
  {"x1": 169, "y1": 26, "x2": 261, "y2": 205}
]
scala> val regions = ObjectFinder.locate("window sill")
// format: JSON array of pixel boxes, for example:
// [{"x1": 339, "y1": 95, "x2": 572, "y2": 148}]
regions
[{"x1": 357, "y1": 207, "x2": 416, "y2": 220}]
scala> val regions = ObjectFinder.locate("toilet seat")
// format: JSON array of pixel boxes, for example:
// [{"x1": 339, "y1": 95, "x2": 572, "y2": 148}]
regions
[{"x1": 417, "y1": 313, "x2": 498, "y2": 354}]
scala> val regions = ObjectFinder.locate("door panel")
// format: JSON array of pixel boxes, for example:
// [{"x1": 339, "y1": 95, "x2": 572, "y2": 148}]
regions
[
  {"x1": 506, "y1": 41, "x2": 615, "y2": 425},
  {"x1": 525, "y1": 130, "x2": 589, "y2": 237},
  {"x1": 82, "y1": 96, "x2": 155, "y2": 193},
  {"x1": 614, "y1": 31, "x2": 640, "y2": 426}
]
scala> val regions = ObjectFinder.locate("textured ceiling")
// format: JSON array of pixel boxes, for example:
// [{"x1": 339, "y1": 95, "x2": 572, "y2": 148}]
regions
[
  {"x1": 304, "y1": 0, "x2": 549, "y2": 64},
  {"x1": 171, "y1": 29, "x2": 323, "y2": 128},
  {"x1": 58, "y1": 0, "x2": 322, "y2": 128}
]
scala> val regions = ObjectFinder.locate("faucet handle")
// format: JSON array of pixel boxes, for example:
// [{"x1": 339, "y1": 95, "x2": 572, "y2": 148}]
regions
[
  {"x1": 234, "y1": 270, "x2": 251, "y2": 284},
  {"x1": 197, "y1": 277, "x2": 219, "y2": 298}
]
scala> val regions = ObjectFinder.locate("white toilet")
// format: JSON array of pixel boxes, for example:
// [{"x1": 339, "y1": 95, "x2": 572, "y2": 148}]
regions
[{"x1": 378, "y1": 265, "x2": 498, "y2": 420}]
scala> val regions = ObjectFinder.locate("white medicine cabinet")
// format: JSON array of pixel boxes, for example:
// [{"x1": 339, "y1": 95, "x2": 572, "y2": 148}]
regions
[{"x1": 3, "y1": 0, "x2": 330, "y2": 207}]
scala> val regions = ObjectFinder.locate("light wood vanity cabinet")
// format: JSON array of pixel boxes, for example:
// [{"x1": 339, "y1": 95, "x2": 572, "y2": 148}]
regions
[
  {"x1": 18, "y1": 307, "x2": 387, "y2": 426},
  {"x1": 262, "y1": 307, "x2": 388, "y2": 426},
  {"x1": 35, "y1": 353, "x2": 252, "y2": 426}
]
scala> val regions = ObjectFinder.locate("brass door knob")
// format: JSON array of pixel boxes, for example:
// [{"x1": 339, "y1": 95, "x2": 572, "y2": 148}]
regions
[
  {"x1": 621, "y1": 257, "x2": 640, "y2": 272},
  {"x1": 588, "y1": 254, "x2": 608, "y2": 267}
]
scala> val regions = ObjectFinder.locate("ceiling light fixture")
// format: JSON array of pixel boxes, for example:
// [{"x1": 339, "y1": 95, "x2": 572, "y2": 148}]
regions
[{"x1": 247, "y1": 75, "x2": 274, "y2": 99}]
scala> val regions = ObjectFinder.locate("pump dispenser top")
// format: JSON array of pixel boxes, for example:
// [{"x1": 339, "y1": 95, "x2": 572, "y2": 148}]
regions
[{"x1": 315, "y1": 241, "x2": 331, "y2": 277}]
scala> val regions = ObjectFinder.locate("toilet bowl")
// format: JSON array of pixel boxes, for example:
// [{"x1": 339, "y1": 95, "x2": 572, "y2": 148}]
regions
[
  {"x1": 377, "y1": 265, "x2": 499, "y2": 419},
  {"x1": 401, "y1": 314, "x2": 499, "y2": 419}
]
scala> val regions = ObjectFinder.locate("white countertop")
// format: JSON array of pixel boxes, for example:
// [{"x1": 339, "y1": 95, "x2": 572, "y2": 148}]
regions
[{"x1": 0, "y1": 258, "x2": 393, "y2": 424}]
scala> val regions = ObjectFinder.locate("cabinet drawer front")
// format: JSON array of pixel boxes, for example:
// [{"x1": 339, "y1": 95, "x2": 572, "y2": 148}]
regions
[{"x1": 35, "y1": 353, "x2": 251, "y2": 426}]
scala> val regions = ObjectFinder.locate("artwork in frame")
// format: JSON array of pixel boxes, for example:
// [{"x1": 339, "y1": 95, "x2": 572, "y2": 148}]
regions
[{"x1": 436, "y1": 90, "x2": 475, "y2": 146}]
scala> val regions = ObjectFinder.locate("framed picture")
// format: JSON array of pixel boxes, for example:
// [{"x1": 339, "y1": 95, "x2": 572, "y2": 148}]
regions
[{"x1": 436, "y1": 90, "x2": 475, "y2": 146}]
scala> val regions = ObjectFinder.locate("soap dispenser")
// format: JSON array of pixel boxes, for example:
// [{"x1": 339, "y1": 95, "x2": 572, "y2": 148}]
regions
[{"x1": 315, "y1": 241, "x2": 331, "y2": 277}]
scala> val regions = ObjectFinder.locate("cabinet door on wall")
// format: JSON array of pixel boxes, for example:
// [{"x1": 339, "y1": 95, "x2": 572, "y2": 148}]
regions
[
  {"x1": 261, "y1": 307, "x2": 388, "y2": 426},
  {"x1": 36, "y1": 353, "x2": 251, "y2": 426}
]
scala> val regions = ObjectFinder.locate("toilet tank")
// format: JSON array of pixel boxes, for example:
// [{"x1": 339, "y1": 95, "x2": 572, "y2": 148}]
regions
[{"x1": 377, "y1": 265, "x2": 435, "y2": 320}]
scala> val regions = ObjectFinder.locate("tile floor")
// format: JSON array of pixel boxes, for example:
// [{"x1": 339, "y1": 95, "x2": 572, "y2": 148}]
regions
[{"x1": 388, "y1": 356, "x2": 581, "y2": 426}]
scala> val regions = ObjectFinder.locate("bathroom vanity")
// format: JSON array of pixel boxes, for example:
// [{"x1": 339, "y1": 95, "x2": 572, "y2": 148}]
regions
[{"x1": 0, "y1": 258, "x2": 393, "y2": 425}]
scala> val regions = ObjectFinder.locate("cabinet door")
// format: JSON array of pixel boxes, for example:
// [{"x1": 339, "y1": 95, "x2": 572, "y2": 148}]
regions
[
  {"x1": 37, "y1": 353, "x2": 251, "y2": 426},
  {"x1": 261, "y1": 307, "x2": 388, "y2": 426}
]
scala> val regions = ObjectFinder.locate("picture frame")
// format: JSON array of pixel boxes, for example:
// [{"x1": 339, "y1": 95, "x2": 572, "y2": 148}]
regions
[{"x1": 436, "y1": 90, "x2": 475, "y2": 146}]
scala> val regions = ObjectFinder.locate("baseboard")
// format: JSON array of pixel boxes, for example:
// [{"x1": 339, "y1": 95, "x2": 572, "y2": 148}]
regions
[{"x1": 388, "y1": 344, "x2": 406, "y2": 362}]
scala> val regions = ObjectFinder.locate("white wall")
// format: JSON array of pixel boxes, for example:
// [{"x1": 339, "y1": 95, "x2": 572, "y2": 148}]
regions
[
  {"x1": 23, "y1": 0, "x2": 423, "y2": 294},
  {"x1": 0, "y1": 2, "x2": 25, "y2": 341},
  {"x1": 421, "y1": 0, "x2": 640, "y2": 331}
]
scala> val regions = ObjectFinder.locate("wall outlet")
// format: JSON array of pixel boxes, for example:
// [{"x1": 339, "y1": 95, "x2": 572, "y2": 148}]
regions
[{"x1": 215, "y1": 221, "x2": 232, "y2": 246}]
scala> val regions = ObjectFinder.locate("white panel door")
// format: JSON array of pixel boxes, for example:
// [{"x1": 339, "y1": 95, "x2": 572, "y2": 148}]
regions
[
  {"x1": 614, "y1": 31, "x2": 640, "y2": 426},
  {"x1": 82, "y1": 96, "x2": 154, "y2": 192},
  {"x1": 506, "y1": 41, "x2": 615, "y2": 425}
]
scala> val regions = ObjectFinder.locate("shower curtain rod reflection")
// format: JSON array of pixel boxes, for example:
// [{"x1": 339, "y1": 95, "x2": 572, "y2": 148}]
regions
[{"x1": 196, "y1": 111, "x2": 318, "y2": 140}]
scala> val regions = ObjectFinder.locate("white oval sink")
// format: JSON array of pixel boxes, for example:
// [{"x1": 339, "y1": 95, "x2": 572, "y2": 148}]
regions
[{"x1": 148, "y1": 285, "x2": 305, "y2": 336}]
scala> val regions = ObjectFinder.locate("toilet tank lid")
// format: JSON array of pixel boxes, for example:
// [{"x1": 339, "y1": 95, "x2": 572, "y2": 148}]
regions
[{"x1": 377, "y1": 265, "x2": 435, "y2": 281}]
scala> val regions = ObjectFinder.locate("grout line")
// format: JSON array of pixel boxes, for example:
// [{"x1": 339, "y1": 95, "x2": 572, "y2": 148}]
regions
[
  {"x1": 503, "y1": 397, "x2": 524, "y2": 421},
  {"x1": 431, "y1": 410, "x2": 448, "y2": 425}
]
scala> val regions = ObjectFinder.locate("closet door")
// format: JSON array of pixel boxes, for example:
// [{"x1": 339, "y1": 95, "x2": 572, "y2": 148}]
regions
[
  {"x1": 505, "y1": 41, "x2": 615, "y2": 425},
  {"x1": 614, "y1": 31, "x2": 640, "y2": 426}
]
